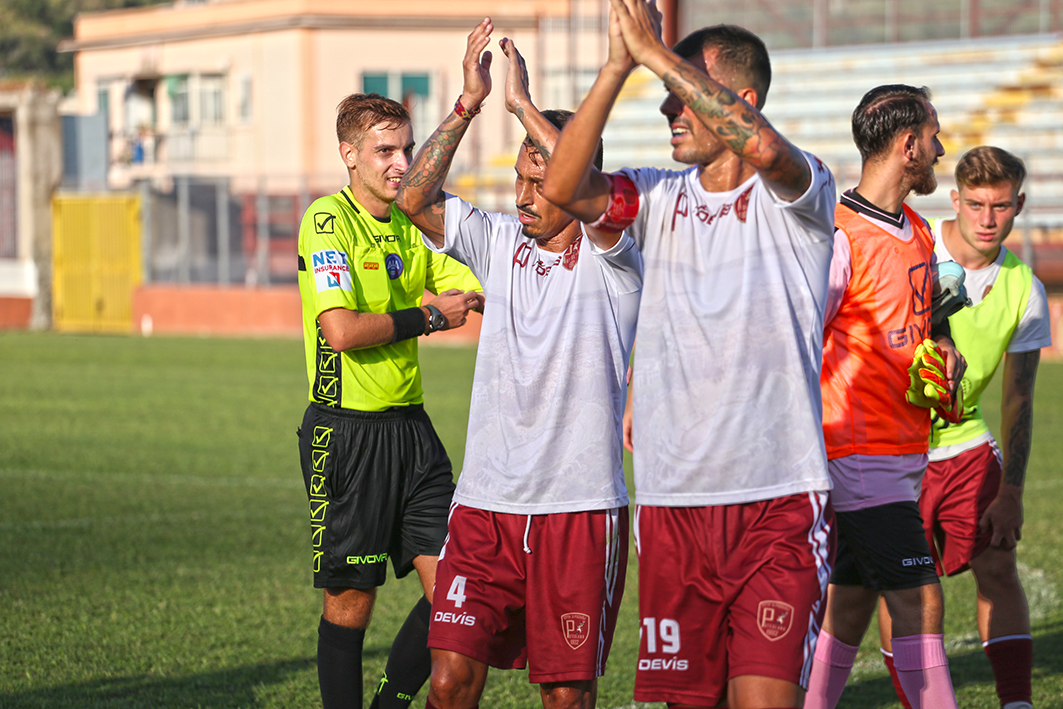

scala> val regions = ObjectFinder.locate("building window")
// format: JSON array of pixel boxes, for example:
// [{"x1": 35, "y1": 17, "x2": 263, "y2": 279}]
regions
[
  {"x1": 361, "y1": 72, "x2": 430, "y2": 106},
  {"x1": 200, "y1": 74, "x2": 226, "y2": 126},
  {"x1": 239, "y1": 75, "x2": 252, "y2": 123},
  {"x1": 168, "y1": 75, "x2": 190, "y2": 126},
  {"x1": 400, "y1": 74, "x2": 429, "y2": 106},
  {"x1": 96, "y1": 82, "x2": 110, "y2": 130},
  {"x1": 362, "y1": 73, "x2": 389, "y2": 96}
]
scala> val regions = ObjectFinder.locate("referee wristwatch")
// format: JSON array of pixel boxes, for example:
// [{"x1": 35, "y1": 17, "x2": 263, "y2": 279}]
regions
[{"x1": 424, "y1": 304, "x2": 446, "y2": 335}]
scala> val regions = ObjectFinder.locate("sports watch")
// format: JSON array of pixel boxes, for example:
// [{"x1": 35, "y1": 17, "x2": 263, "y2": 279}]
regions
[{"x1": 424, "y1": 304, "x2": 446, "y2": 334}]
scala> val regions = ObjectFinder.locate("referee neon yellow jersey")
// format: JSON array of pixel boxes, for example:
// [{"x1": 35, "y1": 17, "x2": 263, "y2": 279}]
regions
[{"x1": 297, "y1": 186, "x2": 481, "y2": 412}]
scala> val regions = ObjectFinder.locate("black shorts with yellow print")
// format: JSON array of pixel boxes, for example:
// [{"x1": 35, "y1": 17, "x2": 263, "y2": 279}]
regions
[{"x1": 298, "y1": 401, "x2": 455, "y2": 589}]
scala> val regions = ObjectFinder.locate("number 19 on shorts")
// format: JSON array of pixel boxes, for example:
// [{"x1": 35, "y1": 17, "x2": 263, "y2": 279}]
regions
[{"x1": 640, "y1": 617, "x2": 689, "y2": 671}]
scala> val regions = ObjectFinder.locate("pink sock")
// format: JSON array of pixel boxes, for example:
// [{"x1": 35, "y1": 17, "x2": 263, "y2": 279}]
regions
[
  {"x1": 804, "y1": 630, "x2": 859, "y2": 709},
  {"x1": 891, "y1": 634, "x2": 958, "y2": 709}
]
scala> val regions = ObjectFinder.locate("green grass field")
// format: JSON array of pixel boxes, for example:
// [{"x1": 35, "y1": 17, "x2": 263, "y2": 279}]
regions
[{"x1": 0, "y1": 331, "x2": 1061, "y2": 708}]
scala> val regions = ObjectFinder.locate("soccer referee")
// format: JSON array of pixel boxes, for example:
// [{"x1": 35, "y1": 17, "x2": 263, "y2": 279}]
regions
[{"x1": 296, "y1": 92, "x2": 482, "y2": 709}]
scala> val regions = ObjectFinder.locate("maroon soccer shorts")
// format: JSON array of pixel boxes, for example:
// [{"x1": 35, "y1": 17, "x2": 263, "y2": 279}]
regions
[
  {"x1": 922, "y1": 441, "x2": 1003, "y2": 576},
  {"x1": 633, "y1": 492, "x2": 834, "y2": 706},
  {"x1": 427, "y1": 504, "x2": 629, "y2": 683}
]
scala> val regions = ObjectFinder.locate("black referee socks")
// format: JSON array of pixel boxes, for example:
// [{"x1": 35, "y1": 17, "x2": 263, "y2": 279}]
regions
[
  {"x1": 318, "y1": 616, "x2": 366, "y2": 709},
  {"x1": 370, "y1": 595, "x2": 433, "y2": 709}
]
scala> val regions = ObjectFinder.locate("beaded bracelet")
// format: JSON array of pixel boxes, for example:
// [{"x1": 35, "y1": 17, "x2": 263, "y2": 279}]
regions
[{"x1": 453, "y1": 97, "x2": 482, "y2": 121}]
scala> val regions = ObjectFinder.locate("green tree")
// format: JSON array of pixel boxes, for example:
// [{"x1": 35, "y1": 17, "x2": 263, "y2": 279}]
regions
[{"x1": 0, "y1": 0, "x2": 166, "y2": 88}]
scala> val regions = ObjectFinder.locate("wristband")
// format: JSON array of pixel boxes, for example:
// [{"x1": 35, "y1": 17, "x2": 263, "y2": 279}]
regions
[
  {"x1": 587, "y1": 173, "x2": 639, "y2": 233},
  {"x1": 453, "y1": 97, "x2": 481, "y2": 121},
  {"x1": 389, "y1": 307, "x2": 426, "y2": 343}
]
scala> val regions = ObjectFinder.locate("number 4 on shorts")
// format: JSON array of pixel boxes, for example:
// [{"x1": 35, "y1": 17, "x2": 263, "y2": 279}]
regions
[{"x1": 446, "y1": 575, "x2": 467, "y2": 608}]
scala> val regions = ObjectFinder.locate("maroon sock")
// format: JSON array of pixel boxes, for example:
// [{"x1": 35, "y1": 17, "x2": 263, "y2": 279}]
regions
[
  {"x1": 984, "y1": 635, "x2": 1033, "y2": 706},
  {"x1": 881, "y1": 649, "x2": 913, "y2": 709}
]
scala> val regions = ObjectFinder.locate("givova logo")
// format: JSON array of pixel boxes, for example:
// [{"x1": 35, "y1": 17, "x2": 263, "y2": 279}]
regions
[
  {"x1": 902, "y1": 556, "x2": 934, "y2": 567},
  {"x1": 312, "y1": 249, "x2": 353, "y2": 293},
  {"x1": 347, "y1": 553, "x2": 388, "y2": 565}
]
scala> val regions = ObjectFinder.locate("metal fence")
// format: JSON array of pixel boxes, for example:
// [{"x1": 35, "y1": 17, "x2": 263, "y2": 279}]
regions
[{"x1": 138, "y1": 176, "x2": 316, "y2": 287}]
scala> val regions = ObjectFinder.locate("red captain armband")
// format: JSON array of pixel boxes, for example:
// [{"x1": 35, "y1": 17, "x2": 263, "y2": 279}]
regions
[{"x1": 587, "y1": 173, "x2": 639, "y2": 233}]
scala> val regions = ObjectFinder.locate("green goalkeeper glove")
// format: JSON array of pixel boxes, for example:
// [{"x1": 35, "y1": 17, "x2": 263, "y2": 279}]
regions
[{"x1": 905, "y1": 339, "x2": 963, "y2": 423}]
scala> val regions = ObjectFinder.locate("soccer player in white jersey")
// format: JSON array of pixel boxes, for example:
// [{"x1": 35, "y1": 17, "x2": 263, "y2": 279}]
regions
[
  {"x1": 877, "y1": 147, "x2": 1049, "y2": 709},
  {"x1": 395, "y1": 19, "x2": 642, "y2": 709},
  {"x1": 543, "y1": 2, "x2": 835, "y2": 707}
]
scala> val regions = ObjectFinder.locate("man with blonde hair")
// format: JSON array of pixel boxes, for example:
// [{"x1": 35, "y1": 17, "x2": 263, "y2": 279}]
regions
[
  {"x1": 878, "y1": 146, "x2": 1048, "y2": 709},
  {"x1": 296, "y1": 92, "x2": 482, "y2": 709}
]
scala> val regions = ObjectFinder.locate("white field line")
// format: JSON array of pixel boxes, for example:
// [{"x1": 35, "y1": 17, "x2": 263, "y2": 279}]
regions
[
  {"x1": 1019, "y1": 561, "x2": 1061, "y2": 624},
  {"x1": 0, "y1": 510, "x2": 210, "y2": 531},
  {"x1": 0, "y1": 467, "x2": 303, "y2": 531},
  {"x1": 0, "y1": 467, "x2": 300, "y2": 490},
  {"x1": 1024, "y1": 479, "x2": 1063, "y2": 490}
]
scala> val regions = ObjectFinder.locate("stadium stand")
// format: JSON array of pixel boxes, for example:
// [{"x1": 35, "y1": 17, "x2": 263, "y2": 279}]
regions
[{"x1": 595, "y1": 33, "x2": 1063, "y2": 285}]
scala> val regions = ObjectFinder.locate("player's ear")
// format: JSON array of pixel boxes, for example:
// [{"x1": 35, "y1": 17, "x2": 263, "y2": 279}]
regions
[
  {"x1": 902, "y1": 132, "x2": 918, "y2": 160},
  {"x1": 339, "y1": 141, "x2": 358, "y2": 170},
  {"x1": 1016, "y1": 192, "x2": 1026, "y2": 216},
  {"x1": 737, "y1": 86, "x2": 758, "y2": 109},
  {"x1": 950, "y1": 189, "x2": 960, "y2": 212}
]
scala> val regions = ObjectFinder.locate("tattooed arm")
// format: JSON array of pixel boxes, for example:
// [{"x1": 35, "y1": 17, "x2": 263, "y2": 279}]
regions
[
  {"x1": 979, "y1": 349, "x2": 1039, "y2": 549},
  {"x1": 609, "y1": 0, "x2": 811, "y2": 201},
  {"x1": 396, "y1": 18, "x2": 494, "y2": 248}
]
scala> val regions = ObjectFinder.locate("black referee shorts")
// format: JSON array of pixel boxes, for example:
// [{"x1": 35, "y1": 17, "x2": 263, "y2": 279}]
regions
[
  {"x1": 298, "y1": 402, "x2": 456, "y2": 590},
  {"x1": 831, "y1": 501, "x2": 940, "y2": 591}
]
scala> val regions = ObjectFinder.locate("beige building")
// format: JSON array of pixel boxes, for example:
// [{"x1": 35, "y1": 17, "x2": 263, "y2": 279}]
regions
[
  {"x1": 0, "y1": 83, "x2": 62, "y2": 329},
  {"x1": 61, "y1": 0, "x2": 616, "y2": 203}
]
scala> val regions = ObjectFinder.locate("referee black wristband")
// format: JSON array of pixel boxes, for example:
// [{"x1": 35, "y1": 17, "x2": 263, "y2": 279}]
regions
[{"x1": 389, "y1": 307, "x2": 426, "y2": 343}]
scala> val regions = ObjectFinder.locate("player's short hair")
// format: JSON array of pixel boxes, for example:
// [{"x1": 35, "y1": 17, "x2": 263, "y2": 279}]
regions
[
  {"x1": 955, "y1": 146, "x2": 1027, "y2": 192},
  {"x1": 672, "y1": 25, "x2": 771, "y2": 109},
  {"x1": 336, "y1": 93, "x2": 410, "y2": 146},
  {"x1": 524, "y1": 109, "x2": 603, "y2": 171},
  {"x1": 851, "y1": 84, "x2": 933, "y2": 163}
]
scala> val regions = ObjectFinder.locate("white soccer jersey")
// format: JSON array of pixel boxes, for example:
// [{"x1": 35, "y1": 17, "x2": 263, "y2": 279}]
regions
[
  {"x1": 431, "y1": 194, "x2": 643, "y2": 514},
  {"x1": 622, "y1": 153, "x2": 836, "y2": 506}
]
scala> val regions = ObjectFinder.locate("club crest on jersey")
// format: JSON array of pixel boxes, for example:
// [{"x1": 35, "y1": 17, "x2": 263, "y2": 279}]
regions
[
  {"x1": 385, "y1": 253, "x2": 404, "y2": 280},
  {"x1": 561, "y1": 612, "x2": 591, "y2": 649},
  {"x1": 757, "y1": 600, "x2": 794, "y2": 641},
  {"x1": 734, "y1": 185, "x2": 754, "y2": 223},
  {"x1": 562, "y1": 233, "x2": 582, "y2": 271},
  {"x1": 312, "y1": 249, "x2": 353, "y2": 293}
]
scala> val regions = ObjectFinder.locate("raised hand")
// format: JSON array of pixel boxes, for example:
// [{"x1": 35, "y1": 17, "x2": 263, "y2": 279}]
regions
[
  {"x1": 461, "y1": 17, "x2": 494, "y2": 113},
  {"x1": 500, "y1": 37, "x2": 532, "y2": 116},
  {"x1": 608, "y1": 0, "x2": 664, "y2": 66},
  {"x1": 606, "y1": 4, "x2": 636, "y2": 75}
]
